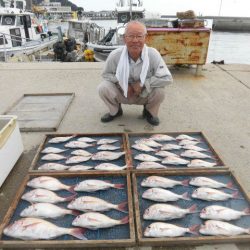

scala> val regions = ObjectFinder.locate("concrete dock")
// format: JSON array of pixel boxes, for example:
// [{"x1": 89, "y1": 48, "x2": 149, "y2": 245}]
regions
[{"x1": 0, "y1": 62, "x2": 250, "y2": 250}]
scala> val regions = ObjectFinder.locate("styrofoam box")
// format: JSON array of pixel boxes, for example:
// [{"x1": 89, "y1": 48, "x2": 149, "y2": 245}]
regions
[{"x1": 0, "y1": 115, "x2": 23, "y2": 187}]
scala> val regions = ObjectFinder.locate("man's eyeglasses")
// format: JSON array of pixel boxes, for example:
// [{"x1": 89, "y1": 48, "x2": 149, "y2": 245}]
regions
[{"x1": 125, "y1": 34, "x2": 146, "y2": 41}]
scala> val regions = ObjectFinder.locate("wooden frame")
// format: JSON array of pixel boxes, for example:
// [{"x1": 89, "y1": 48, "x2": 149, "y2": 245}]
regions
[
  {"x1": 0, "y1": 172, "x2": 135, "y2": 248},
  {"x1": 132, "y1": 169, "x2": 250, "y2": 246}
]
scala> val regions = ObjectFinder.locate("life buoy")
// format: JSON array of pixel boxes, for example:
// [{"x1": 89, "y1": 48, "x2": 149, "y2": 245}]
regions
[{"x1": 37, "y1": 25, "x2": 43, "y2": 33}]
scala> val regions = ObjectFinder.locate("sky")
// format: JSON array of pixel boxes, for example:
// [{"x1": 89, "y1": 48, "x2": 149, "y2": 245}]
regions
[{"x1": 70, "y1": 0, "x2": 250, "y2": 17}]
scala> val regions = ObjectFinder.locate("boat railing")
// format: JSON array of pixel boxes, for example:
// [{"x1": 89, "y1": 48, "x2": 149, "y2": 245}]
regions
[{"x1": 87, "y1": 23, "x2": 105, "y2": 44}]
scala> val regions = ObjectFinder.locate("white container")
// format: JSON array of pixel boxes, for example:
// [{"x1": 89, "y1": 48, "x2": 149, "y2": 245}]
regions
[{"x1": 0, "y1": 115, "x2": 23, "y2": 187}]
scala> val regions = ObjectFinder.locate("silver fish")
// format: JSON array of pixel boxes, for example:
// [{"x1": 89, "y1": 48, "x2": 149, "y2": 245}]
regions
[
  {"x1": 182, "y1": 144, "x2": 207, "y2": 152},
  {"x1": 67, "y1": 196, "x2": 128, "y2": 213},
  {"x1": 94, "y1": 163, "x2": 127, "y2": 171},
  {"x1": 38, "y1": 163, "x2": 69, "y2": 171},
  {"x1": 161, "y1": 144, "x2": 182, "y2": 151},
  {"x1": 155, "y1": 151, "x2": 179, "y2": 158},
  {"x1": 74, "y1": 179, "x2": 124, "y2": 192},
  {"x1": 97, "y1": 144, "x2": 120, "y2": 151},
  {"x1": 68, "y1": 165, "x2": 94, "y2": 171},
  {"x1": 134, "y1": 154, "x2": 161, "y2": 162},
  {"x1": 71, "y1": 150, "x2": 92, "y2": 157},
  {"x1": 161, "y1": 156, "x2": 190, "y2": 165},
  {"x1": 181, "y1": 150, "x2": 212, "y2": 159},
  {"x1": 200, "y1": 205, "x2": 250, "y2": 221},
  {"x1": 72, "y1": 212, "x2": 129, "y2": 229},
  {"x1": 176, "y1": 134, "x2": 199, "y2": 141},
  {"x1": 136, "y1": 162, "x2": 167, "y2": 170},
  {"x1": 178, "y1": 140, "x2": 199, "y2": 146},
  {"x1": 144, "y1": 222, "x2": 199, "y2": 237},
  {"x1": 150, "y1": 134, "x2": 176, "y2": 142},
  {"x1": 142, "y1": 188, "x2": 190, "y2": 202},
  {"x1": 192, "y1": 187, "x2": 239, "y2": 201},
  {"x1": 48, "y1": 135, "x2": 75, "y2": 144},
  {"x1": 141, "y1": 176, "x2": 189, "y2": 188},
  {"x1": 91, "y1": 151, "x2": 125, "y2": 161},
  {"x1": 3, "y1": 218, "x2": 86, "y2": 240},
  {"x1": 20, "y1": 203, "x2": 79, "y2": 219},
  {"x1": 77, "y1": 137, "x2": 96, "y2": 143},
  {"x1": 27, "y1": 176, "x2": 73, "y2": 192},
  {"x1": 132, "y1": 143, "x2": 155, "y2": 152},
  {"x1": 64, "y1": 141, "x2": 93, "y2": 149},
  {"x1": 41, "y1": 153, "x2": 66, "y2": 161},
  {"x1": 22, "y1": 188, "x2": 76, "y2": 204},
  {"x1": 189, "y1": 177, "x2": 236, "y2": 190},
  {"x1": 41, "y1": 147, "x2": 67, "y2": 154},
  {"x1": 143, "y1": 204, "x2": 197, "y2": 221},
  {"x1": 97, "y1": 139, "x2": 118, "y2": 145},
  {"x1": 199, "y1": 220, "x2": 250, "y2": 236},
  {"x1": 135, "y1": 139, "x2": 162, "y2": 148},
  {"x1": 187, "y1": 159, "x2": 216, "y2": 168},
  {"x1": 65, "y1": 156, "x2": 92, "y2": 164}
]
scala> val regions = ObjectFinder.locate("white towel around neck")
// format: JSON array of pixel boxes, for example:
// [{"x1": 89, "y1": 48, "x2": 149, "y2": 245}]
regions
[{"x1": 115, "y1": 45, "x2": 149, "y2": 98}]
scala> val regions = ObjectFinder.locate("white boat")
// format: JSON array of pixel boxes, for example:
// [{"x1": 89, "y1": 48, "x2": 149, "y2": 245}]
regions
[{"x1": 0, "y1": 0, "x2": 58, "y2": 61}]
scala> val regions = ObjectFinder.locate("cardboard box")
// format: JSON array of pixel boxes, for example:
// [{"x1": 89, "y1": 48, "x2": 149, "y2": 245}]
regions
[{"x1": 0, "y1": 115, "x2": 23, "y2": 187}]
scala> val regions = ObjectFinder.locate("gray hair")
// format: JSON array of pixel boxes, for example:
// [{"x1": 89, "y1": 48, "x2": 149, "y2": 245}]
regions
[{"x1": 124, "y1": 20, "x2": 147, "y2": 35}]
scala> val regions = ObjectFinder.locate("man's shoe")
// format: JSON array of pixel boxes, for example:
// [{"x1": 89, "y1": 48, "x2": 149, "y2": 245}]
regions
[
  {"x1": 101, "y1": 105, "x2": 123, "y2": 123},
  {"x1": 142, "y1": 105, "x2": 149, "y2": 118},
  {"x1": 145, "y1": 110, "x2": 160, "y2": 126}
]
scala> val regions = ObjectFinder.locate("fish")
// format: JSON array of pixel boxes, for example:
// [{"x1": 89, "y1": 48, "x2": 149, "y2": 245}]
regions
[
  {"x1": 178, "y1": 140, "x2": 199, "y2": 146},
  {"x1": 134, "y1": 154, "x2": 161, "y2": 162},
  {"x1": 187, "y1": 159, "x2": 216, "y2": 168},
  {"x1": 189, "y1": 177, "x2": 236, "y2": 190},
  {"x1": 176, "y1": 134, "x2": 199, "y2": 141},
  {"x1": 64, "y1": 141, "x2": 94, "y2": 149},
  {"x1": 142, "y1": 188, "x2": 190, "y2": 202},
  {"x1": 22, "y1": 188, "x2": 76, "y2": 204},
  {"x1": 72, "y1": 212, "x2": 129, "y2": 230},
  {"x1": 91, "y1": 151, "x2": 125, "y2": 161},
  {"x1": 77, "y1": 137, "x2": 97, "y2": 143},
  {"x1": 199, "y1": 220, "x2": 250, "y2": 236},
  {"x1": 94, "y1": 163, "x2": 127, "y2": 171},
  {"x1": 71, "y1": 150, "x2": 92, "y2": 157},
  {"x1": 182, "y1": 144, "x2": 207, "y2": 152},
  {"x1": 144, "y1": 222, "x2": 199, "y2": 237},
  {"x1": 150, "y1": 134, "x2": 176, "y2": 142},
  {"x1": 67, "y1": 196, "x2": 128, "y2": 213},
  {"x1": 48, "y1": 135, "x2": 75, "y2": 144},
  {"x1": 155, "y1": 151, "x2": 179, "y2": 158},
  {"x1": 135, "y1": 139, "x2": 162, "y2": 148},
  {"x1": 41, "y1": 153, "x2": 66, "y2": 161},
  {"x1": 74, "y1": 179, "x2": 124, "y2": 192},
  {"x1": 65, "y1": 156, "x2": 92, "y2": 164},
  {"x1": 200, "y1": 205, "x2": 250, "y2": 221},
  {"x1": 161, "y1": 156, "x2": 190, "y2": 165},
  {"x1": 97, "y1": 139, "x2": 118, "y2": 145},
  {"x1": 181, "y1": 150, "x2": 213, "y2": 159},
  {"x1": 161, "y1": 144, "x2": 182, "y2": 151},
  {"x1": 68, "y1": 165, "x2": 94, "y2": 171},
  {"x1": 41, "y1": 147, "x2": 67, "y2": 154},
  {"x1": 192, "y1": 187, "x2": 240, "y2": 201},
  {"x1": 136, "y1": 162, "x2": 167, "y2": 170},
  {"x1": 143, "y1": 204, "x2": 197, "y2": 221},
  {"x1": 132, "y1": 143, "x2": 155, "y2": 152},
  {"x1": 141, "y1": 176, "x2": 189, "y2": 188},
  {"x1": 27, "y1": 176, "x2": 74, "y2": 192},
  {"x1": 20, "y1": 203, "x2": 79, "y2": 219},
  {"x1": 3, "y1": 218, "x2": 86, "y2": 240},
  {"x1": 97, "y1": 144, "x2": 120, "y2": 151},
  {"x1": 38, "y1": 163, "x2": 70, "y2": 171}
]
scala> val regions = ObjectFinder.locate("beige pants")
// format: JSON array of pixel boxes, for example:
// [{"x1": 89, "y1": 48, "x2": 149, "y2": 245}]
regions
[{"x1": 98, "y1": 81, "x2": 165, "y2": 117}]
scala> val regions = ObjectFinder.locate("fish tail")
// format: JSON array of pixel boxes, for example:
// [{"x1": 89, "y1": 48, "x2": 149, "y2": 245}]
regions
[
  {"x1": 182, "y1": 179, "x2": 189, "y2": 186},
  {"x1": 114, "y1": 184, "x2": 125, "y2": 189},
  {"x1": 68, "y1": 185, "x2": 77, "y2": 194},
  {"x1": 182, "y1": 192, "x2": 191, "y2": 200},
  {"x1": 120, "y1": 216, "x2": 129, "y2": 224},
  {"x1": 189, "y1": 224, "x2": 200, "y2": 235},
  {"x1": 188, "y1": 204, "x2": 198, "y2": 213},
  {"x1": 232, "y1": 191, "x2": 243, "y2": 200},
  {"x1": 64, "y1": 194, "x2": 77, "y2": 202},
  {"x1": 117, "y1": 201, "x2": 128, "y2": 213},
  {"x1": 226, "y1": 182, "x2": 237, "y2": 190},
  {"x1": 70, "y1": 210, "x2": 81, "y2": 216},
  {"x1": 69, "y1": 227, "x2": 87, "y2": 240},
  {"x1": 243, "y1": 207, "x2": 250, "y2": 215}
]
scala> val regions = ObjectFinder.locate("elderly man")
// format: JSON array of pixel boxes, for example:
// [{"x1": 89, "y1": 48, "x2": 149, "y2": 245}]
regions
[{"x1": 98, "y1": 21, "x2": 173, "y2": 126}]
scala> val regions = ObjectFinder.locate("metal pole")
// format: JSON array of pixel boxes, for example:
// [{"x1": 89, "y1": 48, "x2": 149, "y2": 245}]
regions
[
  {"x1": 218, "y1": 0, "x2": 223, "y2": 16},
  {"x1": 129, "y1": 0, "x2": 132, "y2": 21},
  {"x1": 3, "y1": 35, "x2": 7, "y2": 62}
]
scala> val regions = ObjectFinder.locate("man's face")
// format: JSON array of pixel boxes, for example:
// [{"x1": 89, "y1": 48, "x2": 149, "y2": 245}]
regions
[{"x1": 124, "y1": 23, "x2": 146, "y2": 58}]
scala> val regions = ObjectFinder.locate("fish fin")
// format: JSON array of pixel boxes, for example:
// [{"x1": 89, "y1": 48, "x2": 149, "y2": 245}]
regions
[
  {"x1": 182, "y1": 192, "x2": 191, "y2": 201},
  {"x1": 120, "y1": 216, "x2": 129, "y2": 224},
  {"x1": 226, "y1": 182, "x2": 237, "y2": 190},
  {"x1": 114, "y1": 184, "x2": 125, "y2": 189},
  {"x1": 232, "y1": 191, "x2": 244, "y2": 200},
  {"x1": 189, "y1": 224, "x2": 200, "y2": 235},
  {"x1": 117, "y1": 201, "x2": 128, "y2": 213},
  {"x1": 188, "y1": 204, "x2": 198, "y2": 213},
  {"x1": 23, "y1": 222, "x2": 41, "y2": 229},
  {"x1": 182, "y1": 179, "x2": 189, "y2": 186},
  {"x1": 64, "y1": 194, "x2": 77, "y2": 202},
  {"x1": 243, "y1": 207, "x2": 250, "y2": 215},
  {"x1": 69, "y1": 227, "x2": 87, "y2": 240}
]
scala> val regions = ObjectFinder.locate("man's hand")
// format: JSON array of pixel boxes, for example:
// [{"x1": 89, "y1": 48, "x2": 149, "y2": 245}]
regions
[
  {"x1": 127, "y1": 85, "x2": 135, "y2": 98},
  {"x1": 131, "y1": 81, "x2": 142, "y2": 96}
]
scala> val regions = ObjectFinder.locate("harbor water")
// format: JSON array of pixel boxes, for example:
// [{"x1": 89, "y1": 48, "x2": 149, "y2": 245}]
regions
[{"x1": 49, "y1": 19, "x2": 250, "y2": 64}]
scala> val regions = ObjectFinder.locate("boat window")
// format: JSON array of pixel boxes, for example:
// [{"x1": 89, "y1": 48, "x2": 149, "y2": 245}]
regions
[
  {"x1": 72, "y1": 22, "x2": 82, "y2": 30},
  {"x1": 2, "y1": 16, "x2": 15, "y2": 26},
  {"x1": 25, "y1": 15, "x2": 32, "y2": 28},
  {"x1": 0, "y1": 35, "x2": 8, "y2": 45},
  {"x1": 16, "y1": 16, "x2": 23, "y2": 26}
]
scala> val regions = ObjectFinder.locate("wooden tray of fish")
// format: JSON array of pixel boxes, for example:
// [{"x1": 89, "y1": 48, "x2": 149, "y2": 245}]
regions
[
  {"x1": 133, "y1": 170, "x2": 250, "y2": 246},
  {"x1": 0, "y1": 172, "x2": 135, "y2": 248},
  {"x1": 29, "y1": 133, "x2": 130, "y2": 173},
  {"x1": 126, "y1": 132, "x2": 226, "y2": 172}
]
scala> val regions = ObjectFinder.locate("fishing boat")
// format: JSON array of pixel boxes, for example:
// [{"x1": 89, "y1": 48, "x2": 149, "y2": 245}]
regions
[{"x1": 0, "y1": 0, "x2": 58, "y2": 61}]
